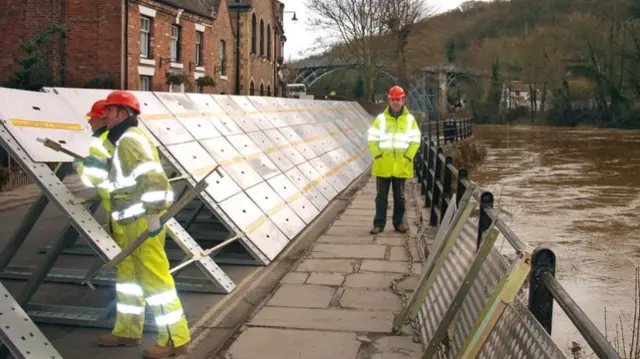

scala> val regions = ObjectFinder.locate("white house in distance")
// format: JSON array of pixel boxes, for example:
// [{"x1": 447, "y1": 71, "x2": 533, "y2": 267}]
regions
[{"x1": 502, "y1": 80, "x2": 546, "y2": 111}]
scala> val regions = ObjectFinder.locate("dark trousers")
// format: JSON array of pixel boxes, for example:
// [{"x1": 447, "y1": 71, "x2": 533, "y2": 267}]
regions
[{"x1": 373, "y1": 177, "x2": 406, "y2": 229}]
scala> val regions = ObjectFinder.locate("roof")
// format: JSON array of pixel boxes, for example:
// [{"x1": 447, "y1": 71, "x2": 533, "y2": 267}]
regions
[{"x1": 155, "y1": 0, "x2": 221, "y2": 19}]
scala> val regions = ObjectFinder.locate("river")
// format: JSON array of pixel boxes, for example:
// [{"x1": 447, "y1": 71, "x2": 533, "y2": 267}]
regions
[{"x1": 471, "y1": 124, "x2": 640, "y2": 354}]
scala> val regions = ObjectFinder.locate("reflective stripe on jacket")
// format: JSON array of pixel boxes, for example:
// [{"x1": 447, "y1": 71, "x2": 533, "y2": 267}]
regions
[
  {"x1": 99, "y1": 126, "x2": 173, "y2": 224},
  {"x1": 367, "y1": 106, "x2": 421, "y2": 178}
]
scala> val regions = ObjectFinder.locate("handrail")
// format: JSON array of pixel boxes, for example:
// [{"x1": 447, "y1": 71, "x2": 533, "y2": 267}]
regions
[
  {"x1": 541, "y1": 271, "x2": 621, "y2": 359},
  {"x1": 415, "y1": 118, "x2": 622, "y2": 358}
]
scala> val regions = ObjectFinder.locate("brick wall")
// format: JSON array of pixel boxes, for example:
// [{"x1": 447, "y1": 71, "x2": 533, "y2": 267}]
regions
[
  {"x1": 0, "y1": 0, "x2": 66, "y2": 86},
  {"x1": 127, "y1": 0, "x2": 235, "y2": 94},
  {"x1": 65, "y1": 0, "x2": 123, "y2": 87},
  {"x1": 242, "y1": 0, "x2": 281, "y2": 96}
]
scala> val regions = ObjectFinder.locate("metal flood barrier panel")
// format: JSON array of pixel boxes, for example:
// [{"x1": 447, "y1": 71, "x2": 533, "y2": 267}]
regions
[
  {"x1": 0, "y1": 87, "x2": 372, "y2": 358},
  {"x1": 396, "y1": 189, "x2": 568, "y2": 359},
  {"x1": 44, "y1": 88, "x2": 372, "y2": 264}
]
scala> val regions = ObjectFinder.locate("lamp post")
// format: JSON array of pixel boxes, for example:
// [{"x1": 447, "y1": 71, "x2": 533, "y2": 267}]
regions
[
  {"x1": 230, "y1": 0, "x2": 251, "y2": 95},
  {"x1": 276, "y1": 11, "x2": 297, "y2": 97}
]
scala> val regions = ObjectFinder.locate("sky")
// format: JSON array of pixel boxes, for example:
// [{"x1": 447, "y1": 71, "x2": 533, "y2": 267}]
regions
[{"x1": 279, "y1": 0, "x2": 473, "y2": 60}]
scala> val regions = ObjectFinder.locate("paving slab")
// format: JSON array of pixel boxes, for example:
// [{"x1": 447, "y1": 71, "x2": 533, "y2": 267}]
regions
[
  {"x1": 310, "y1": 244, "x2": 387, "y2": 259},
  {"x1": 325, "y1": 225, "x2": 375, "y2": 237},
  {"x1": 280, "y1": 272, "x2": 309, "y2": 284},
  {"x1": 331, "y1": 219, "x2": 372, "y2": 227},
  {"x1": 306, "y1": 273, "x2": 345, "y2": 286},
  {"x1": 225, "y1": 328, "x2": 362, "y2": 359},
  {"x1": 374, "y1": 236, "x2": 406, "y2": 246},
  {"x1": 370, "y1": 336, "x2": 424, "y2": 359},
  {"x1": 296, "y1": 259, "x2": 360, "y2": 273},
  {"x1": 388, "y1": 245, "x2": 421, "y2": 262},
  {"x1": 267, "y1": 284, "x2": 336, "y2": 308},
  {"x1": 339, "y1": 288, "x2": 403, "y2": 312},
  {"x1": 360, "y1": 260, "x2": 413, "y2": 274},
  {"x1": 317, "y1": 235, "x2": 373, "y2": 244},
  {"x1": 343, "y1": 273, "x2": 402, "y2": 289},
  {"x1": 249, "y1": 307, "x2": 394, "y2": 332}
]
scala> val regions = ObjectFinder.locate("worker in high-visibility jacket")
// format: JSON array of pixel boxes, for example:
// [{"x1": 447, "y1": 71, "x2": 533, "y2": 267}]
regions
[
  {"x1": 367, "y1": 85, "x2": 421, "y2": 235},
  {"x1": 93, "y1": 90, "x2": 190, "y2": 358},
  {"x1": 74, "y1": 100, "x2": 112, "y2": 224}
]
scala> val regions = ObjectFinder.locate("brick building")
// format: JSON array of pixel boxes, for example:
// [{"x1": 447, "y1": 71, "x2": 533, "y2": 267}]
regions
[{"x1": 0, "y1": 0, "x2": 288, "y2": 96}]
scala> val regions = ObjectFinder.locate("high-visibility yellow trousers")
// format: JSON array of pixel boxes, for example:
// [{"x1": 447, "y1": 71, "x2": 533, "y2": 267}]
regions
[{"x1": 110, "y1": 215, "x2": 191, "y2": 347}]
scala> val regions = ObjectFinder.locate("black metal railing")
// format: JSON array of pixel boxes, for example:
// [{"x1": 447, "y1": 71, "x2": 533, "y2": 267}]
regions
[{"x1": 414, "y1": 126, "x2": 622, "y2": 359}]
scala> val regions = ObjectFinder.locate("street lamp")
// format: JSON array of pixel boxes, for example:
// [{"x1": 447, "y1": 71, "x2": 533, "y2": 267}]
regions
[
  {"x1": 229, "y1": 0, "x2": 251, "y2": 95},
  {"x1": 283, "y1": 11, "x2": 298, "y2": 22}
]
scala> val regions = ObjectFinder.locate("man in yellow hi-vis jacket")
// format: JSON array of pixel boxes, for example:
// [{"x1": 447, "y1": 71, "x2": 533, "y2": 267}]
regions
[
  {"x1": 74, "y1": 100, "x2": 112, "y2": 224},
  {"x1": 94, "y1": 90, "x2": 190, "y2": 358},
  {"x1": 367, "y1": 85, "x2": 421, "y2": 235}
]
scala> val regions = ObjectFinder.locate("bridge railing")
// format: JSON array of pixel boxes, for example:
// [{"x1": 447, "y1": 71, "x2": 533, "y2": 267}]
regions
[{"x1": 396, "y1": 131, "x2": 621, "y2": 358}]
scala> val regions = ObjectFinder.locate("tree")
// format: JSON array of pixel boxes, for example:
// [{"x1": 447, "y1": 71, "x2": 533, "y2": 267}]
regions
[
  {"x1": 4, "y1": 24, "x2": 67, "y2": 91},
  {"x1": 306, "y1": 0, "x2": 388, "y2": 101},
  {"x1": 381, "y1": 0, "x2": 433, "y2": 89}
]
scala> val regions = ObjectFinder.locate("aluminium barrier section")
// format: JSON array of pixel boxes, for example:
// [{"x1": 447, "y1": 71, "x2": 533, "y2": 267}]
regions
[
  {"x1": 0, "y1": 86, "x2": 373, "y2": 354},
  {"x1": 0, "y1": 87, "x2": 236, "y2": 332},
  {"x1": 43, "y1": 88, "x2": 372, "y2": 265},
  {"x1": 395, "y1": 188, "x2": 568, "y2": 356},
  {"x1": 0, "y1": 281, "x2": 62, "y2": 359}
]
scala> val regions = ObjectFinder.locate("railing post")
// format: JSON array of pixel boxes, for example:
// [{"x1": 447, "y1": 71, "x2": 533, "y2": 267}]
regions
[
  {"x1": 456, "y1": 168, "x2": 468, "y2": 206},
  {"x1": 528, "y1": 248, "x2": 556, "y2": 335},
  {"x1": 476, "y1": 191, "x2": 493, "y2": 250},
  {"x1": 440, "y1": 156, "x2": 453, "y2": 223},
  {"x1": 436, "y1": 117, "x2": 441, "y2": 146},
  {"x1": 469, "y1": 118, "x2": 473, "y2": 137},
  {"x1": 420, "y1": 137, "x2": 428, "y2": 196},
  {"x1": 425, "y1": 144, "x2": 434, "y2": 208},
  {"x1": 429, "y1": 148, "x2": 443, "y2": 226}
]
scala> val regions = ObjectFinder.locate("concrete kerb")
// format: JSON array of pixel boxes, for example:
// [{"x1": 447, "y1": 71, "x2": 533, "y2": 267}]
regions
[{"x1": 187, "y1": 171, "x2": 372, "y2": 359}]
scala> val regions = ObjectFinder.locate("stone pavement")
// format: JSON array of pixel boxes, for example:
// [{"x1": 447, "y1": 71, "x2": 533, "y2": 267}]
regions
[{"x1": 220, "y1": 177, "x2": 437, "y2": 359}]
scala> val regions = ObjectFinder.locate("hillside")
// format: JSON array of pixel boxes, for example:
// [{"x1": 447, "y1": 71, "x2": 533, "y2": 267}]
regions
[{"x1": 302, "y1": 0, "x2": 640, "y2": 128}]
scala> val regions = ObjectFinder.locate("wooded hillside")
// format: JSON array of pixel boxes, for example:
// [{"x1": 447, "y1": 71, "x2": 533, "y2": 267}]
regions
[{"x1": 305, "y1": 0, "x2": 640, "y2": 128}]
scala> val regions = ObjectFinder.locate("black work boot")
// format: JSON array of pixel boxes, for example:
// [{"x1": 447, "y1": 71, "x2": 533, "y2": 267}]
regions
[
  {"x1": 395, "y1": 223, "x2": 409, "y2": 233},
  {"x1": 369, "y1": 227, "x2": 383, "y2": 234}
]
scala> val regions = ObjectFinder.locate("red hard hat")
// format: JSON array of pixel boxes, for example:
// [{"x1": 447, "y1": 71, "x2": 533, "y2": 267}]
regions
[
  {"x1": 104, "y1": 90, "x2": 141, "y2": 114},
  {"x1": 388, "y1": 85, "x2": 406, "y2": 99},
  {"x1": 86, "y1": 99, "x2": 107, "y2": 118}
]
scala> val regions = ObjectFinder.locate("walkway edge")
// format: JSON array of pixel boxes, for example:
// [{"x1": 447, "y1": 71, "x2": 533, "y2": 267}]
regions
[{"x1": 188, "y1": 171, "x2": 372, "y2": 359}]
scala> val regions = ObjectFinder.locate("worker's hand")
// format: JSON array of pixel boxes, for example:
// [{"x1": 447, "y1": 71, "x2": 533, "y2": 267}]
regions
[
  {"x1": 146, "y1": 214, "x2": 163, "y2": 237},
  {"x1": 83, "y1": 155, "x2": 108, "y2": 171},
  {"x1": 72, "y1": 158, "x2": 83, "y2": 171}
]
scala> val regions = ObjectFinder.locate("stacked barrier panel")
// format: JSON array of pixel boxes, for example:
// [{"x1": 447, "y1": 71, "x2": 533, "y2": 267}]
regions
[{"x1": 46, "y1": 89, "x2": 373, "y2": 266}]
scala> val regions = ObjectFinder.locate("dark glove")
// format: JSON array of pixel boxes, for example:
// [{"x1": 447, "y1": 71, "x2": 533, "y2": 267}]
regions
[{"x1": 83, "y1": 155, "x2": 108, "y2": 171}]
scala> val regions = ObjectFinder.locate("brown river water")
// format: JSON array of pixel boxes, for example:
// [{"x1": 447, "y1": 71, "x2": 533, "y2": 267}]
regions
[{"x1": 471, "y1": 125, "x2": 640, "y2": 353}]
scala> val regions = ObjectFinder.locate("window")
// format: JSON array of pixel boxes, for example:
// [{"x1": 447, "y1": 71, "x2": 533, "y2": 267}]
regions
[
  {"x1": 249, "y1": 81, "x2": 255, "y2": 96},
  {"x1": 259, "y1": 19, "x2": 264, "y2": 56},
  {"x1": 259, "y1": 83, "x2": 264, "y2": 96},
  {"x1": 140, "y1": 17, "x2": 152, "y2": 58},
  {"x1": 251, "y1": 14, "x2": 257, "y2": 54},
  {"x1": 267, "y1": 84, "x2": 271, "y2": 96},
  {"x1": 219, "y1": 40, "x2": 227, "y2": 76},
  {"x1": 195, "y1": 31, "x2": 203, "y2": 66},
  {"x1": 267, "y1": 25, "x2": 271, "y2": 60},
  {"x1": 171, "y1": 25, "x2": 181, "y2": 62},
  {"x1": 140, "y1": 76, "x2": 152, "y2": 91}
]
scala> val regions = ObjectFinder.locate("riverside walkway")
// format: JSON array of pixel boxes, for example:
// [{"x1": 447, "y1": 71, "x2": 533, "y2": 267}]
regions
[{"x1": 219, "y1": 176, "x2": 433, "y2": 359}]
